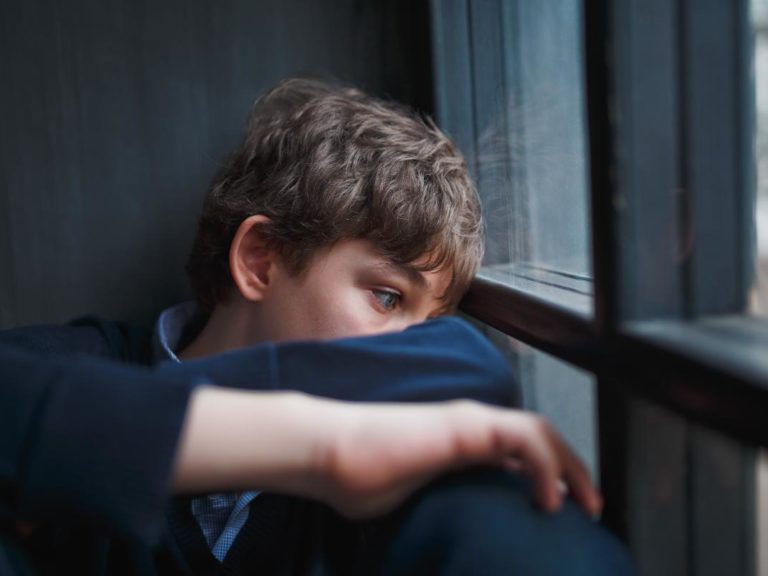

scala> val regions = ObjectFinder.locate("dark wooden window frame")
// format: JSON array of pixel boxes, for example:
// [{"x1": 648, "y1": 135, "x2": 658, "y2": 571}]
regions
[{"x1": 435, "y1": 1, "x2": 761, "y2": 561}]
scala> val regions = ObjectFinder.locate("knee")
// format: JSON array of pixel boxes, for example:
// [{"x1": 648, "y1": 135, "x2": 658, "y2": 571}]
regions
[{"x1": 382, "y1": 468, "x2": 635, "y2": 576}]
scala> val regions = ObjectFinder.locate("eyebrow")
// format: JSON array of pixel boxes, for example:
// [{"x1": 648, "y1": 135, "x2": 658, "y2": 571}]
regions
[{"x1": 373, "y1": 260, "x2": 428, "y2": 289}]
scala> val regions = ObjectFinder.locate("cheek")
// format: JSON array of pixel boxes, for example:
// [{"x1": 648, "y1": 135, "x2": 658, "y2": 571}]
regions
[
  {"x1": 304, "y1": 285, "x2": 394, "y2": 340},
  {"x1": 309, "y1": 291, "x2": 377, "y2": 339}
]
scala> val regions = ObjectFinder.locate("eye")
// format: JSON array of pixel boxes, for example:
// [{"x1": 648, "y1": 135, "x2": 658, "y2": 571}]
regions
[{"x1": 371, "y1": 289, "x2": 401, "y2": 312}]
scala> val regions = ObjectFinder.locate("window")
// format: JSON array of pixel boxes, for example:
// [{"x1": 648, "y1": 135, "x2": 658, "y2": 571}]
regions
[
  {"x1": 433, "y1": 0, "x2": 767, "y2": 573},
  {"x1": 432, "y1": 0, "x2": 592, "y2": 316}
]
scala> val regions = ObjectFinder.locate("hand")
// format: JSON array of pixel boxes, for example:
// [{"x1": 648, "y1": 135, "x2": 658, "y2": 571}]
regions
[
  {"x1": 310, "y1": 398, "x2": 602, "y2": 519},
  {"x1": 174, "y1": 389, "x2": 601, "y2": 521}
]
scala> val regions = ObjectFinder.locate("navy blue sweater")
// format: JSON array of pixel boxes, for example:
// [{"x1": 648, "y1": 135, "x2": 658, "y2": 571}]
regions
[{"x1": 0, "y1": 316, "x2": 518, "y2": 575}]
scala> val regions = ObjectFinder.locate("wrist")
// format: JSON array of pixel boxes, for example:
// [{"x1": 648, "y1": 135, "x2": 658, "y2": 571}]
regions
[
  {"x1": 255, "y1": 391, "x2": 344, "y2": 500},
  {"x1": 174, "y1": 388, "x2": 337, "y2": 495},
  {"x1": 283, "y1": 393, "x2": 347, "y2": 498}
]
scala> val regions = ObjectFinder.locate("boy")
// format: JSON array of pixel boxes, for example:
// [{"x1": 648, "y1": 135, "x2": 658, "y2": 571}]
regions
[{"x1": 0, "y1": 78, "x2": 633, "y2": 574}]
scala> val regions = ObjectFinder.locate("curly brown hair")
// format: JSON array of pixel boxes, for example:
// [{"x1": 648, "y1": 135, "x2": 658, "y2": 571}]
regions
[{"x1": 186, "y1": 78, "x2": 483, "y2": 313}]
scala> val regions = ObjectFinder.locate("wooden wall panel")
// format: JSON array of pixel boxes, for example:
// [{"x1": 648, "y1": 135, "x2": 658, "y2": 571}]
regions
[{"x1": 0, "y1": 0, "x2": 432, "y2": 327}]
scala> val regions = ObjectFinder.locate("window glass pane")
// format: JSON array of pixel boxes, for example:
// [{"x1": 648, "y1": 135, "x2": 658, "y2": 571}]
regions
[
  {"x1": 752, "y1": 0, "x2": 768, "y2": 315},
  {"x1": 433, "y1": 1, "x2": 592, "y2": 314},
  {"x1": 521, "y1": 343, "x2": 597, "y2": 479},
  {"x1": 483, "y1": 1, "x2": 591, "y2": 313},
  {"x1": 746, "y1": 13, "x2": 768, "y2": 570},
  {"x1": 478, "y1": 323, "x2": 598, "y2": 480}
]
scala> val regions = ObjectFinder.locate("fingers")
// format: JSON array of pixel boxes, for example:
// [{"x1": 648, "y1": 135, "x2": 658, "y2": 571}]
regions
[
  {"x1": 324, "y1": 399, "x2": 602, "y2": 521},
  {"x1": 501, "y1": 415, "x2": 563, "y2": 512},
  {"x1": 494, "y1": 410, "x2": 602, "y2": 516},
  {"x1": 553, "y1": 432, "x2": 603, "y2": 516}
]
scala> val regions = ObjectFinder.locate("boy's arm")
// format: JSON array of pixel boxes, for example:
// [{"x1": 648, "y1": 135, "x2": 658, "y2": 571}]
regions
[
  {"x1": 163, "y1": 316, "x2": 520, "y2": 408},
  {"x1": 0, "y1": 316, "x2": 522, "y2": 544},
  {"x1": 2, "y1": 316, "x2": 519, "y2": 409},
  {"x1": 0, "y1": 327, "x2": 598, "y2": 548},
  {"x1": 175, "y1": 387, "x2": 601, "y2": 519},
  {"x1": 0, "y1": 344, "x2": 194, "y2": 545}
]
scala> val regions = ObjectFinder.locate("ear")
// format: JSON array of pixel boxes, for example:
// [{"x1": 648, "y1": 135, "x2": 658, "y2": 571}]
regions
[{"x1": 229, "y1": 214, "x2": 278, "y2": 302}]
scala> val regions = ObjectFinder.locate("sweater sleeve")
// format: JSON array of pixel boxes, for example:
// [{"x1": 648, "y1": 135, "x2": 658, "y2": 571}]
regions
[
  {"x1": 0, "y1": 344, "x2": 194, "y2": 545},
  {"x1": 281, "y1": 317, "x2": 520, "y2": 406},
  {"x1": 164, "y1": 317, "x2": 520, "y2": 407}
]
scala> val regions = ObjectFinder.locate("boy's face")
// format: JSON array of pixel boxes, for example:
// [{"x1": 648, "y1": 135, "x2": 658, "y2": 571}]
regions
[{"x1": 254, "y1": 239, "x2": 453, "y2": 343}]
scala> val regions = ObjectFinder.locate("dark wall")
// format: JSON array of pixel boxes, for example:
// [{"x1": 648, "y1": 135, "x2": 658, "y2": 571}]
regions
[{"x1": 0, "y1": 0, "x2": 432, "y2": 328}]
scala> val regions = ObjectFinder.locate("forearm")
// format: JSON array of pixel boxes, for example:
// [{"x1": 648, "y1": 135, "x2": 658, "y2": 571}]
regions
[
  {"x1": 171, "y1": 389, "x2": 601, "y2": 520},
  {"x1": 172, "y1": 387, "x2": 327, "y2": 499}
]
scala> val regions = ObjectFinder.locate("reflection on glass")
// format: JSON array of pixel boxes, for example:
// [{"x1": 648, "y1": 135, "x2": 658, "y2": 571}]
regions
[
  {"x1": 749, "y1": 5, "x2": 768, "y2": 572},
  {"x1": 753, "y1": 0, "x2": 768, "y2": 316},
  {"x1": 476, "y1": 1, "x2": 592, "y2": 314}
]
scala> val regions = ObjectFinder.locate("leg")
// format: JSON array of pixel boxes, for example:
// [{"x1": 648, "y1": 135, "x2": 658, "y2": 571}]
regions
[{"x1": 358, "y1": 467, "x2": 635, "y2": 576}]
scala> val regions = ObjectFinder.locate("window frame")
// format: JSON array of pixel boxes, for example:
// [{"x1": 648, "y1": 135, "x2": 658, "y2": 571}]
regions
[{"x1": 433, "y1": 0, "x2": 761, "y2": 572}]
